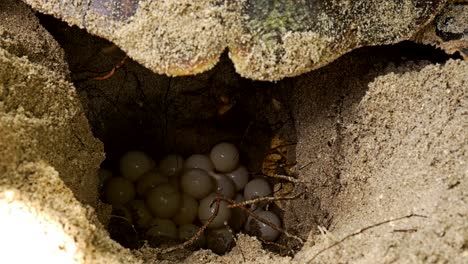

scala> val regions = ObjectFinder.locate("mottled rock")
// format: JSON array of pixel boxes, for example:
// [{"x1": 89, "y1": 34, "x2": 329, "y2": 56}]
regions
[{"x1": 22, "y1": 0, "x2": 464, "y2": 80}]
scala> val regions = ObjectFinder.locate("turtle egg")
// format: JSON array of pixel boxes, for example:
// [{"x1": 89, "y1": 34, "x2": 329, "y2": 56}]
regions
[
  {"x1": 210, "y1": 142, "x2": 239, "y2": 172},
  {"x1": 168, "y1": 173, "x2": 181, "y2": 191},
  {"x1": 146, "y1": 218, "x2": 178, "y2": 240},
  {"x1": 128, "y1": 200, "x2": 153, "y2": 229},
  {"x1": 111, "y1": 204, "x2": 133, "y2": 223},
  {"x1": 179, "y1": 224, "x2": 206, "y2": 248},
  {"x1": 184, "y1": 154, "x2": 214, "y2": 172},
  {"x1": 159, "y1": 154, "x2": 184, "y2": 177},
  {"x1": 225, "y1": 165, "x2": 249, "y2": 191},
  {"x1": 135, "y1": 170, "x2": 168, "y2": 197},
  {"x1": 146, "y1": 183, "x2": 181, "y2": 218},
  {"x1": 172, "y1": 194, "x2": 199, "y2": 225},
  {"x1": 119, "y1": 151, "x2": 155, "y2": 181},
  {"x1": 209, "y1": 172, "x2": 236, "y2": 198},
  {"x1": 245, "y1": 210, "x2": 281, "y2": 242},
  {"x1": 206, "y1": 227, "x2": 235, "y2": 255},
  {"x1": 229, "y1": 193, "x2": 248, "y2": 231},
  {"x1": 104, "y1": 177, "x2": 136, "y2": 205},
  {"x1": 198, "y1": 193, "x2": 232, "y2": 229},
  {"x1": 244, "y1": 178, "x2": 272, "y2": 200},
  {"x1": 181, "y1": 168, "x2": 214, "y2": 199}
]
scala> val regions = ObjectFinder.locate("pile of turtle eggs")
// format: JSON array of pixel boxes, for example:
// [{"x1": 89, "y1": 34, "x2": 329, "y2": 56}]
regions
[{"x1": 100, "y1": 142, "x2": 282, "y2": 253}]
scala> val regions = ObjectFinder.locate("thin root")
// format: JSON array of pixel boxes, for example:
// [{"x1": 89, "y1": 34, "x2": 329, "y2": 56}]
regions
[
  {"x1": 227, "y1": 192, "x2": 304, "y2": 208},
  {"x1": 255, "y1": 172, "x2": 307, "y2": 183},
  {"x1": 306, "y1": 213, "x2": 427, "y2": 262},
  {"x1": 221, "y1": 197, "x2": 305, "y2": 245},
  {"x1": 260, "y1": 238, "x2": 289, "y2": 251},
  {"x1": 92, "y1": 56, "x2": 128, "y2": 81},
  {"x1": 160, "y1": 193, "x2": 221, "y2": 254},
  {"x1": 159, "y1": 192, "x2": 305, "y2": 254}
]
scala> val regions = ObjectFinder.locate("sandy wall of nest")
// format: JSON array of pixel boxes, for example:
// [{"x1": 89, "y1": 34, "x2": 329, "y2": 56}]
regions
[{"x1": 0, "y1": 1, "x2": 467, "y2": 264}]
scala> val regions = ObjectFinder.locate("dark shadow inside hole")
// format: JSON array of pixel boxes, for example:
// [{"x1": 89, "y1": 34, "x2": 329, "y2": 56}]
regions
[
  {"x1": 37, "y1": 11, "x2": 460, "y2": 257},
  {"x1": 37, "y1": 13, "x2": 298, "y2": 170}
]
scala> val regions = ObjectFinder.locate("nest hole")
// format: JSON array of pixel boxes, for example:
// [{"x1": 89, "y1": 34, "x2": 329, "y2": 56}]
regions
[{"x1": 38, "y1": 12, "x2": 458, "y2": 260}]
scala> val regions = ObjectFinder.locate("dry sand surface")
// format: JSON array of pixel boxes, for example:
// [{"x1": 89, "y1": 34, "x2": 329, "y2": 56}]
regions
[{"x1": 0, "y1": 0, "x2": 466, "y2": 263}]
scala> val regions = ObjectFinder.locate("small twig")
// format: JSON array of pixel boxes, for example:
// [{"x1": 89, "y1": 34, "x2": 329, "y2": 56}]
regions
[
  {"x1": 108, "y1": 214, "x2": 138, "y2": 236},
  {"x1": 109, "y1": 214, "x2": 132, "y2": 224},
  {"x1": 278, "y1": 162, "x2": 297, "y2": 169},
  {"x1": 240, "y1": 121, "x2": 254, "y2": 147},
  {"x1": 307, "y1": 213, "x2": 427, "y2": 263},
  {"x1": 227, "y1": 192, "x2": 304, "y2": 208},
  {"x1": 267, "y1": 143, "x2": 297, "y2": 154},
  {"x1": 298, "y1": 161, "x2": 314, "y2": 171},
  {"x1": 159, "y1": 194, "x2": 221, "y2": 254},
  {"x1": 260, "y1": 238, "x2": 289, "y2": 251},
  {"x1": 92, "y1": 56, "x2": 127, "y2": 81},
  {"x1": 392, "y1": 228, "x2": 418, "y2": 233},
  {"x1": 221, "y1": 197, "x2": 305, "y2": 244},
  {"x1": 254, "y1": 172, "x2": 306, "y2": 183},
  {"x1": 156, "y1": 193, "x2": 305, "y2": 253}
]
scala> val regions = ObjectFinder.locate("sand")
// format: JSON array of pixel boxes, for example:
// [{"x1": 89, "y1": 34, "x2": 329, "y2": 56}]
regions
[{"x1": 0, "y1": 0, "x2": 466, "y2": 263}]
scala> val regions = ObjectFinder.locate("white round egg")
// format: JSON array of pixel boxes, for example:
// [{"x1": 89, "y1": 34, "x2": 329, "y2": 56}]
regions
[
  {"x1": 206, "y1": 227, "x2": 235, "y2": 255},
  {"x1": 180, "y1": 168, "x2": 214, "y2": 199},
  {"x1": 178, "y1": 224, "x2": 206, "y2": 248},
  {"x1": 111, "y1": 204, "x2": 133, "y2": 223},
  {"x1": 228, "y1": 193, "x2": 248, "y2": 231},
  {"x1": 146, "y1": 183, "x2": 181, "y2": 218},
  {"x1": 209, "y1": 172, "x2": 236, "y2": 199},
  {"x1": 172, "y1": 194, "x2": 199, "y2": 225},
  {"x1": 168, "y1": 173, "x2": 181, "y2": 191},
  {"x1": 184, "y1": 154, "x2": 214, "y2": 172},
  {"x1": 198, "y1": 193, "x2": 231, "y2": 229},
  {"x1": 210, "y1": 142, "x2": 239, "y2": 172},
  {"x1": 146, "y1": 218, "x2": 178, "y2": 240},
  {"x1": 128, "y1": 200, "x2": 153, "y2": 229},
  {"x1": 104, "y1": 177, "x2": 136, "y2": 205},
  {"x1": 119, "y1": 151, "x2": 155, "y2": 181},
  {"x1": 245, "y1": 210, "x2": 281, "y2": 242},
  {"x1": 244, "y1": 178, "x2": 272, "y2": 200},
  {"x1": 135, "y1": 170, "x2": 168, "y2": 197},
  {"x1": 159, "y1": 154, "x2": 184, "y2": 177},
  {"x1": 225, "y1": 165, "x2": 249, "y2": 191}
]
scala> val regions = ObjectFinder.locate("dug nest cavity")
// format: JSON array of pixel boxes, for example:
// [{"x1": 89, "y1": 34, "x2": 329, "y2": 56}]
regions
[
  {"x1": 0, "y1": 1, "x2": 467, "y2": 264},
  {"x1": 45, "y1": 16, "x2": 319, "y2": 256}
]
